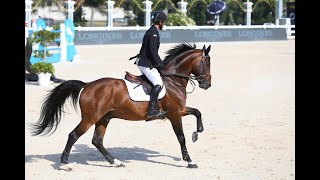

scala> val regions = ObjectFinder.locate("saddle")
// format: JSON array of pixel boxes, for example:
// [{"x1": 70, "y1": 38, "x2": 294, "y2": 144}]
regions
[{"x1": 124, "y1": 71, "x2": 153, "y2": 95}]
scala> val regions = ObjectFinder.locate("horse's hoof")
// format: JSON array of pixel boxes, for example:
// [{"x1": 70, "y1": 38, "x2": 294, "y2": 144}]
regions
[
  {"x1": 59, "y1": 163, "x2": 73, "y2": 171},
  {"x1": 114, "y1": 159, "x2": 125, "y2": 167},
  {"x1": 198, "y1": 125, "x2": 204, "y2": 132},
  {"x1": 187, "y1": 163, "x2": 198, "y2": 168},
  {"x1": 192, "y1": 132, "x2": 198, "y2": 142},
  {"x1": 116, "y1": 164, "x2": 126, "y2": 168}
]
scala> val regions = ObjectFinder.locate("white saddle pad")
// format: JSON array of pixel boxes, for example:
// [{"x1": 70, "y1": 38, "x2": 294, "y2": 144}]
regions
[{"x1": 123, "y1": 79, "x2": 166, "y2": 101}]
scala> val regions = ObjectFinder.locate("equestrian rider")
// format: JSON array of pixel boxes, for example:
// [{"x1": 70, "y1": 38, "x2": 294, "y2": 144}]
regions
[{"x1": 130, "y1": 11, "x2": 167, "y2": 119}]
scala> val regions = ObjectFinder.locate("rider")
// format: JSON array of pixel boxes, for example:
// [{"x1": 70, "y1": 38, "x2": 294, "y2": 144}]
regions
[{"x1": 130, "y1": 11, "x2": 167, "y2": 119}]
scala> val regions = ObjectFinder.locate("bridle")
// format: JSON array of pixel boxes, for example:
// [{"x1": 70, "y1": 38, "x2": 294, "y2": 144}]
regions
[{"x1": 160, "y1": 52, "x2": 208, "y2": 94}]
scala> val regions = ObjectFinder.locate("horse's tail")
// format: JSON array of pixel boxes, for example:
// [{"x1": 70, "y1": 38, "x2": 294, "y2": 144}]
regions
[
  {"x1": 25, "y1": 38, "x2": 34, "y2": 73},
  {"x1": 30, "y1": 80, "x2": 86, "y2": 136}
]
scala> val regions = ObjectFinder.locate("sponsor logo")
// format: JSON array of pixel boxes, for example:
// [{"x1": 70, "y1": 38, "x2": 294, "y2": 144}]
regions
[
  {"x1": 77, "y1": 32, "x2": 122, "y2": 42},
  {"x1": 194, "y1": 31, "x2": 232, "y2": 41},
  {"x1": 238, "y1": 30, "x2": 273, "y2": 39},
  {"x1": 130, "y1": 32, "x2": 145, "y2": 39}
]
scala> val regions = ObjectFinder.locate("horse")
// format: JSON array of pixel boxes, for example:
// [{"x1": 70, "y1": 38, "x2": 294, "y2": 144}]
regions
[{"x1": 30, "y1": 43, "x2": 212, "y2": 169}]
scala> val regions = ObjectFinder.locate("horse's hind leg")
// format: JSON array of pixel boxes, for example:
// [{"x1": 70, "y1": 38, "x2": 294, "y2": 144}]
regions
[
  {"x1": 92, "y1": 114, "x2": 125, "y2": 167},
  {"x1": 168, "y1": 115, "x2": 198, "y2": 168},
  {"x1": 61, "y1": 120, "x2": 94, "y2": 164}
]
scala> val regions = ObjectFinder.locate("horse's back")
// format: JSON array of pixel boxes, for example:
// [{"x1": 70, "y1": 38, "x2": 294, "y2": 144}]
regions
[
  {"x1": 82, "y1": 77, "x2": 126, "y2": 93},
  {"x1": 80, "y1": 77, "x2": 128, "y2": 105}
]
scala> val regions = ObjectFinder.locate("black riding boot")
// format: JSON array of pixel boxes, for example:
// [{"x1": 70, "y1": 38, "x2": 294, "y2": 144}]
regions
[{"x1": 146, "y1": 85, "x2": 164, "y2": 119}]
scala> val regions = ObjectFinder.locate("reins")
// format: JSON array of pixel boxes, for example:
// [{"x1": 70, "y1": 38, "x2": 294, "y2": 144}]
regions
[{"x1": 160, "y1": 73, "x2": 206, "y2": 94}]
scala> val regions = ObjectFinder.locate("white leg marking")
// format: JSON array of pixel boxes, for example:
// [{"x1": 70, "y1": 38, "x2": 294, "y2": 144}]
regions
[
  {"x1": 114, "y1": 159, "x2": 123, "y2": 166},
  {"x1": 59, "y1": 163, "x2": 73, "y2": 171}
]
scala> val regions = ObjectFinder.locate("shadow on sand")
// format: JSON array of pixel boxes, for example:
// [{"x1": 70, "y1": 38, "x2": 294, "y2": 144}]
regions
[{"x1": 25, "y1": 144, "x2": 183, "y2": 169}]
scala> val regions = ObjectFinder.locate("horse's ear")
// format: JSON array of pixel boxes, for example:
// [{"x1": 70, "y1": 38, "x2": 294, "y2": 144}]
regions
[
  {"x1": 202, "y1": 45, "x2": 206, "y2": 56},
  {"x1": 205, "y1": 45, "x2": 211, "y2": 56}
]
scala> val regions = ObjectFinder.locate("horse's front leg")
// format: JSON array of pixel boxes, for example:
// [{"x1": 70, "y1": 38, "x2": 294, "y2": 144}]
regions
[
  {"x1": 182, "y1": 107, "x2": 204, "y2": 133},
  {"x1": 181, "y1": 107, "x2": 204, "y2": 142},
  {"x1": 168, "y1": 115, "x2": 198, "y2": 168}
]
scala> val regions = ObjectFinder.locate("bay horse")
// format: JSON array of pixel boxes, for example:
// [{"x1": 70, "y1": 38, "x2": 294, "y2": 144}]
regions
[{"x1": 30, "y1": 43, "x2": 212, "y2": 169}]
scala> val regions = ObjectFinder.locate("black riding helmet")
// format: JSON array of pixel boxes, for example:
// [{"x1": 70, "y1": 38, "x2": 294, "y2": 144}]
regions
[{"x1": 151, "y1": 11, "x2": 167, "y2": 23}]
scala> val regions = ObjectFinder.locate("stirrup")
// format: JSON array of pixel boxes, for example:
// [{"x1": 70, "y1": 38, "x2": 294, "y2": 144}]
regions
[{"x1": 146, "y1": 110, "x2": 166, "y2": 120}]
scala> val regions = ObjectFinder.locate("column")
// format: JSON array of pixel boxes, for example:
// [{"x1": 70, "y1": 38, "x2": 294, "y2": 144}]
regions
[
  {"x1": 215, "y1": 16, "x2": 219, "y2": 26},
  {"x1": 275, "y1": 0, "x2": 283, "y2": 25},
  {"x1": 143, "y1": 0, "x2": 153, "y2": 27},
  {"x1": 107, "y1": 0, "x2": 115, "y2": 27},
  {"x1": 177, "y1": 0, "x2": 188, "y2": 13},
  {"x1": 60, "y1": 23, "x2": 66, "y2": 62},
  {"x1": 66, "y1": 0, "x2": 76, "y2": 21},
  {"x1": 244, "y1": 0, "x2": 253, "y2": 26},
  {"x1": 25, "y1": 0, "x2": 33, "y2": 28}
]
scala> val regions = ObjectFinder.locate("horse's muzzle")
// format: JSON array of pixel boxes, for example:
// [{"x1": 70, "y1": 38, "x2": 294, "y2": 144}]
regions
[
  {"x1": 199, "y1": 82, "x2": 211, "y2": 90},
  {"x1": 197, "y1": 75, "x2": 211, "y2": 90}
]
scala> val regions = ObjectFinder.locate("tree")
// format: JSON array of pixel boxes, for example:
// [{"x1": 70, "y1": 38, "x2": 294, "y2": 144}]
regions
[
  {"x1": 217, "y1": 0, "x2": 245, "y2": 25},
  {"x1": 188, "y1": 1, "x2": 208, "y2": 25},
  {"x1": 251, "y1": 0, "x2": 274, "y2": 25},
  {"x1": 29, "y1": 30, "x2": 59, "y2": 74},
  {"x1": 83, "y1": 0, "x2": 107, "y2": 26},
  {"x1": 73, "y1": 6, "x2": 88, "y2": 27},
  {"x1": 167, "y1": 11, "x2": 196, "y2": 26},
  {"x1": 121, "y1": 1, "x2": 139, "y2": 26}
]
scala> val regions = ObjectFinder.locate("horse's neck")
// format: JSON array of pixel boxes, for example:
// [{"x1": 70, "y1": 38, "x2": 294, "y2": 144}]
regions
[
  {"x1": 163, "y1": 76, "x2": 188, "y2": 101},
  {"x1": 166, "y1": 54, "x2": 197, "y2": 78},
  {"x1": 163, "y1": 50, "x2": 200, "y2": 91}
]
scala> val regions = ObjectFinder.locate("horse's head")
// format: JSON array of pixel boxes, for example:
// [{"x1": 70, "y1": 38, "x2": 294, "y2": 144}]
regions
[
  {"x1": 162, "y1": 43, "x2": 212, "y2": 90},
  {"x1": 191, "y1": 45, "x2": 212, "y2": 90}
]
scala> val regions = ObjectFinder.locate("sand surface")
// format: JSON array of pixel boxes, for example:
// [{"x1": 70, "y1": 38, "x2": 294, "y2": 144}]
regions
[{"x1": 25, "y1": 40, "x2": 295, "y2": 179}]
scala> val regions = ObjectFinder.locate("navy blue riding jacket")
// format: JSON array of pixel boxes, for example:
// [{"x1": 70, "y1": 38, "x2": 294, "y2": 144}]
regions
[{"x1": 135, "y1": 25, "x2": 164, "y2": 68}]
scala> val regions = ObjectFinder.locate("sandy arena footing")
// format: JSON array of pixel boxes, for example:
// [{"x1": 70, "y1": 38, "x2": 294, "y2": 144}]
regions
[{"x1": 26, "y1": 40, "x2": 295, "y2": 179}]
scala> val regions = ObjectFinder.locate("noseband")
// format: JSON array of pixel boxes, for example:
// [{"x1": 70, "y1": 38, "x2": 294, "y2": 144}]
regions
[{"x1": 160, "y1": 53, "x2": 208, "y2": 93}]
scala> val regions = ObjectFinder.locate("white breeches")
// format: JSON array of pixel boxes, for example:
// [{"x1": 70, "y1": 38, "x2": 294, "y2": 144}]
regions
[{"x1": 137, "y1": 65, "x2": 163, "y2": 87}]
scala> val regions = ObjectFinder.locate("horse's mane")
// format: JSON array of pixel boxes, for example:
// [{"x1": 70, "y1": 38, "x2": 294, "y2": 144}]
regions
[{"x1": 163, "y1": 43, "x2": 196, "y2": 65}]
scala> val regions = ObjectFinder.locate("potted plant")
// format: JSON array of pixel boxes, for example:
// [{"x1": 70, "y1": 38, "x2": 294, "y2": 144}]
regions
[{"x1": 30, "y1": 29, "x2": 59, "y2": 86}]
